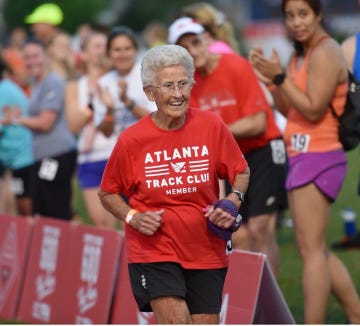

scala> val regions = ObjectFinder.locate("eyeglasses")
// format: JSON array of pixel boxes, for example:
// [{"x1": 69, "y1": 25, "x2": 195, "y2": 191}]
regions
[{"x1": 150, "y1": 80, "x2": 192, "y2": 94}]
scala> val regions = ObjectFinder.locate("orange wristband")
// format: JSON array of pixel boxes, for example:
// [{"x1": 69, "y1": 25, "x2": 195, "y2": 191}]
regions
[
  {"x1": 103, "y1": 114, "x2": 114, "y2": 123},
  {"x1": 83, "y1": 107, "x2": 93, "y2": 120},
  {"x1": 125, "y1": 209, "x2": 139, "y2": 224},
  {"x1": 266, "y1": 84, "x2": 277, "y2": 92}
]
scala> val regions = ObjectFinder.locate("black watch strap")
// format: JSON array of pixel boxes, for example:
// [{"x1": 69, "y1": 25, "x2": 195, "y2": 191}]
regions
[
  {"x1": 231, "y1": 190, "x2": 245, "y2": 202},
  {"x1": 272, "y1": 72, "x2": 286, "y2": 86},
  {"x1": 126, "y1": 100, "x2": 135, "y2": 111}
]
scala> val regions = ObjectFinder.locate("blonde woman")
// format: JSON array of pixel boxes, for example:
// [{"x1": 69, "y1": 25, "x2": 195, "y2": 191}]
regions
[
  {"x1": 65, "y1": 31, "x2": 116, "y2": 228},
  {"x1": 180, "y1": 2, "x2": 239, "y2": 53}
]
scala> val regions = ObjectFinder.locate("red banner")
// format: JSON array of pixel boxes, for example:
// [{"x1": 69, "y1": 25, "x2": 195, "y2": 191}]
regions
[
  {"x1": 110, "y1": 239, "x2": 156, "y2": 324},
  {"x1": 52, "y1": 224, "x2": 123, "y2": 324},
  {"x1": 221, "y1": 249, "x2": 265, "y2": 323},
  {"x1": 0, "y1": 214, "x2": 34, "y2": 320},
  {"x1": 16, "y1": 216, "x2": 73, "y2": 324},
  {"x1": 222, "y1": 249, "x2": 295, "y2": 324},
  {"x1": 16, "y1": 217, "x2": 123, "y2": 324}
]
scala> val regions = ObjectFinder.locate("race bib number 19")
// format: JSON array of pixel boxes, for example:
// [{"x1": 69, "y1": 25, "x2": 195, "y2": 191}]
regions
[{"x1": 291, "y1": 134, "x2": 310, "y2": 152}]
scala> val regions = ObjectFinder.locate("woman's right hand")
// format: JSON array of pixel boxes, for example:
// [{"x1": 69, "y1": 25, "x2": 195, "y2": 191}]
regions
[
  {"x1": 96, "y1": 84, "x2": 114, "y2": 112},
  {"x1": 129, "y1": 210, "x2": 164, "y2": 236}
]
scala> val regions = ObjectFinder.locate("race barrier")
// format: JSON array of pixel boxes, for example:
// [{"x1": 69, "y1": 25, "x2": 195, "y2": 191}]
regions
[
  {"x1": 16, "y1": 217, "x2": 73, "y2": 323},
  {"x1": 15, "y1": 216, "x2": 122, "y2": 324},
  {"x1": 110, "y1": 241, "x2": 157, "y2": 324},
  {"x1": 222, "y1": 250, "x2": 295, "y2": 324},
  {"x1": 51, "y1": 223, "x2": 122, "y2": 324},
  {"x1": 0, "y1": 214, "x2": 34, "y2": 320},
  {"x1": 0, "y1": 214, "x2": 295, "y2": 324}
]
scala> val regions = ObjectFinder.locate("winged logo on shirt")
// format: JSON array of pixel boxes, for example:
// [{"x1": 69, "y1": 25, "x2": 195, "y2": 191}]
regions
[{"x1": 170, "y1": 162, "x2": 186, "y2": 173}]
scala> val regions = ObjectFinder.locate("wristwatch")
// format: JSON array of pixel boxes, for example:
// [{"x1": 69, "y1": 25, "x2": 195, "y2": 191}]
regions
[
  {"x1": 126, "y1": 100, "x2": 135, "y2": 111},
  {"x1": 272, "y1": 72, "x2": 286, "y2": 86},
  {"x1": 231, "y1": 190, "x2": 245, "y2": 203}
]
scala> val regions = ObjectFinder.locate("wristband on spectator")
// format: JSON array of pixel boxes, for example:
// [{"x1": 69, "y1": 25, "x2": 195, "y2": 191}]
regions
[
  {"x1": 82, "y1": 106, "x2": 93, "y2": 120},
  {"x1": 125, "y1": 209, "x2": 138, "y2": 224},
  {"x1": 87, "y1": 102, "x2": 94, "y2": 111},
  {"x1": 103, "y1": 114, "x2": 114, "y2": 123},
  {"x1": 126, "y1": 100, "x2": 135, "y2": 111}
]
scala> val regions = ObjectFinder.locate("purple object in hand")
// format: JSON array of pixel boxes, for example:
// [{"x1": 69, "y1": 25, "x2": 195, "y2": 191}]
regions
[{"x1": 207, "y1": 199, "x2": 242, "y2": 241}]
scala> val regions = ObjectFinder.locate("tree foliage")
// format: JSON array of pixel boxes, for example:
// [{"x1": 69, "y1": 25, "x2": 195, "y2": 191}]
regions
[
  {"x1": 3, "y1": 0, "x2": 108, "y2": 34},
  {"x1": 117, "y1": 0, "x2": 198, "y2": 32},
  {"x1": 3, "y1": 0, "x2": 204, "y2": 36}
]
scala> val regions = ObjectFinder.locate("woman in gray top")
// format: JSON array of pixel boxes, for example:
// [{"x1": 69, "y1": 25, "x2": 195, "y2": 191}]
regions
[{"x1": 13, "y1": 37, "x2": 77, "y2": 220}]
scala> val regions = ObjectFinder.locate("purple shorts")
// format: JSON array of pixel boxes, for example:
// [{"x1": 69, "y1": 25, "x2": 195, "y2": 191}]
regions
[
  {"x1": 286, "y1": 150, "x2": 347, "y2": 202},
  {"x1": 77, "y1": 160, "x2": 107, "y2": 189}
]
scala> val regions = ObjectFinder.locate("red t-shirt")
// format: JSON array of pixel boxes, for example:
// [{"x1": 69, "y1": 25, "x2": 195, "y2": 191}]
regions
[
  {"x1": 190, "y1": 53, "x2": 281, "y2": 153},
  {"x1": 100, "y1": 108, "x2": 248, "y2": 269}
]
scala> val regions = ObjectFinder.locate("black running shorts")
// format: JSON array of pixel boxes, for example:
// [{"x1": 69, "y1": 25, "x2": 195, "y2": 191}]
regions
[{"x1": 128, "y1": 262, "x2": 227, "y2": 314}]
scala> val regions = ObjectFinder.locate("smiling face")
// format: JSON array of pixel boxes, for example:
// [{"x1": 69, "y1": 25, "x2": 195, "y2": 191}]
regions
[
  {"x1": 22, "y1": 42, "x2": 48, "y2": 80},
  {"x1": 107, "y1": 34, "x2": 137, "y2": 75},
  {"x1": 283, "y1": 0, "x2": 322, "y2": 44},
  {"x1": 144, "y1": 65, "x2": 191, "y2": 127}
]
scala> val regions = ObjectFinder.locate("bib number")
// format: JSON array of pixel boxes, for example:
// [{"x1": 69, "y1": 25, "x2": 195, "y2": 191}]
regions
[
  {"x1": 270, "y1": 139, "x2": 286, "y2": 164},
  {"x1": 11, "y1": 178, "x2": 24, "y2": 196},
  {"x1": 38, "y1": 158, "x2": 59, "y2": 181},
  {"x1": 291, "y1": 134, "x2": 310, "y2": 152}
]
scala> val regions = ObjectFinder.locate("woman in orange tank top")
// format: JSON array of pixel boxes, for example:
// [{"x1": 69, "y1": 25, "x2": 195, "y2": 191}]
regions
[{"x1": 248, "y1": 0, "x2": 360, "y2": 323}]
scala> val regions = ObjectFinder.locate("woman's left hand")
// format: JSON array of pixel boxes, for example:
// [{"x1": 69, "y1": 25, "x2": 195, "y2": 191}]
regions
[
  {"x1": 1, "y1": 106, "x2": 21, "y2": 125},
  {"x1": 204, "y1": 205, "x2": 236, "y2": 229}
]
